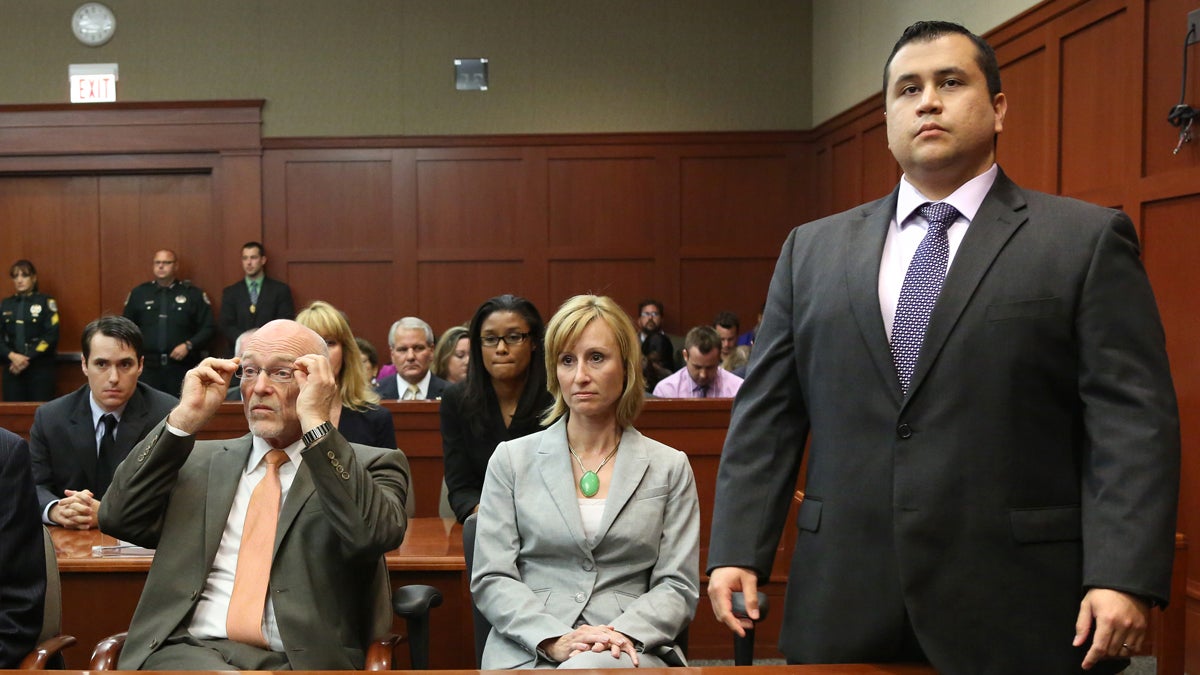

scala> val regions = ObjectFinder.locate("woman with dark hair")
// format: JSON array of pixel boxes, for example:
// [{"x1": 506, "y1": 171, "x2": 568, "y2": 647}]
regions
[
  {"x1": 0, "y1": 260, "x2": 59, "y2": 401},
  {"x1": 441, "y1": 294, "x2": 553, "y2": 522},
  {"x1": 640, "y1": 331, "x2": 674, "y2": 395}
]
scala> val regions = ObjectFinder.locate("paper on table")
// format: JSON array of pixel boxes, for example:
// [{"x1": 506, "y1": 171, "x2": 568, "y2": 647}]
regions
[{"x1": 91, "y1": 541, "x2": 155, "y2": 557}]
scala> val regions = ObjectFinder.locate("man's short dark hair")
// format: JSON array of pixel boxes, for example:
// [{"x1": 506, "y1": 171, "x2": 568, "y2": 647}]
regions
[
  {"x1": 684, "y1": 325, "x2": 721, "y2": 354},
  {"x1": 883, "y1": 21, "x2": 1002, "y2": 98},
  {"x1": 242, "y1": 241, "x2": 266, "y2": 256},
  {"x1": 638, "y1": 299, "x2": 664, "y2": 316},
  {"x1": 713, "y1": 311, "x2": 740, "y2": 332},
  {"x1": 82, "y1": 315, "x2": 144, "y2": 360}
]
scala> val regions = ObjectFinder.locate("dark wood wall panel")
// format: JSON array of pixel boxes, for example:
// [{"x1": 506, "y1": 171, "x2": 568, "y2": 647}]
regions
[
  {"x1": 283, "y1": 159, "x2": 395, "y2": 251},
  {"x1": 1141, "y1": 195, "x2": 1200, "y2": 673},
  {"x1": 287, "y1": 261, "x2": 396, "y2": 350},
  {"x1": 679, "y1": 154, "x2": 793, "y2": 255},
  {"x1": 546, "y1": 260, "x2": 657, "y2": 318},
  {"x1": 0, "y1": 101, "x2": 262, "y2": 394},
  {"x1": 996, "y1": 44, "x2": 1054, "y2": 192},
  {"x1": 415, "y1": 153, "x2": 536, "y2": 252},
  {"x1": 99, "y1": 174, "x2": 219, "y2": 315},
  {"x1": 547, "y1": 157, "x2": 658, "y2": 249},
  {"x1": 678, "y1": 258, "x2": 776, "y2": 335},
  {"x1": 1058, "y1": 4, "x2": 1133, "y2": 199},
  {"x1": 830, "y1": 134, "x2": 862, "y2": 213},
  {"x1": 1143, "y1": 0, "x2": 1200, "y2": 177},
  {"x1": 0, "y1": 176, "x2": 100, "y2": 349},
  {"x1": 416, "y1": 260, "x2": 542, "y2": 332},
  {"x1": 860, "y1": 122, "x2": 897, "y2": 203}
]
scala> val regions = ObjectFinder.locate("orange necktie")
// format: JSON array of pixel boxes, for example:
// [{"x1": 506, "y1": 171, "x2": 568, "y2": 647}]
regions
[{"x1": 227, "y1": 449, "x2": 289, "y2": 647}]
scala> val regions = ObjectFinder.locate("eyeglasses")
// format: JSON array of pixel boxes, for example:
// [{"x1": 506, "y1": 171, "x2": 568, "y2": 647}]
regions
[
  {"x1": 236, "y1": 365, "x2": 296, "y2": 384},
  {"x1": 640, "y1": 311, "x2": 660, "y2": 318},
  {"x1": 481, "y1": 332, "x2": 530, "y2": 348}
]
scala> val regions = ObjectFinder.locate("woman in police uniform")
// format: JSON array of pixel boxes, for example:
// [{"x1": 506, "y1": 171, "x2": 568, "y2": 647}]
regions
[{"x1": 0, "y1": 260, "x2": 59, "y2": 401}]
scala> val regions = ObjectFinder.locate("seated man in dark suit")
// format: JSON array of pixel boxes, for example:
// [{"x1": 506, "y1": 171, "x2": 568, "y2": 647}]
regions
[
  {"x1": 30, "y1": 316, "x2": 178, "y2": 530},
  {"x1": 99, "y1": 319, "x2": 409, "y2": 670},
  {"x1": 0, "y1": 426, "x2": 45, "y2": 668},
  {"x1": 219, "y1": 242, "x2": 295, "y2": 356},
  {"x1": 376, "y1": 317, "x2": 447, "y2": 400}
]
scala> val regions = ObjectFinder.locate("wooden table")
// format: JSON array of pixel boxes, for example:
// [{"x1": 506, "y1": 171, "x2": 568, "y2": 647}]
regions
[{"x1": 51, "y1": 517, "x2": 472, "y2": 670}]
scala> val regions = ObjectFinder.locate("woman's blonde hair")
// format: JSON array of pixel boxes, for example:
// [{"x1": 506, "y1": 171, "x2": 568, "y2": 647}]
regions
[
  {"x1": 295, "y1": 300, "x2": 380, "y2": 411},
  {"x1": 431, "y1": 324, "x2": 469, "y2": 380},
  {"x1": 541, "y1": 294, "x2": 644, "y2": 427}
]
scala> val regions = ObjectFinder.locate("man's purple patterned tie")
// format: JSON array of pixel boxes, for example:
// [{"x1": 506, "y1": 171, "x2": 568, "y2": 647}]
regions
[{"x1": 891, "y1": 201, "x2": 960, "y2": 395}]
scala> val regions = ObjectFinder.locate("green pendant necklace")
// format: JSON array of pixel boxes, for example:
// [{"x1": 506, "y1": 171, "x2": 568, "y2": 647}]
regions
[{"x1": 568, "y1": 437, "x2": 621, "y2": 498}]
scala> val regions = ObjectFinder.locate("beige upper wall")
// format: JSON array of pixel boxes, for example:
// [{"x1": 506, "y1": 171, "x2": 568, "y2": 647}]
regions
[
  {"x1": 810, "y1": 0, "x2": 1040, "y2": 126},
  {"x1": 2, "y1": 0, "x2": 811, "y2": 137}
]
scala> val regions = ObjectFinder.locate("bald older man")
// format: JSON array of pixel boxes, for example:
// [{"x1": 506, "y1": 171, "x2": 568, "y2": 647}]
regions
[{"x1": 100, "y1": 320, "x2": 410, "y2": 670}]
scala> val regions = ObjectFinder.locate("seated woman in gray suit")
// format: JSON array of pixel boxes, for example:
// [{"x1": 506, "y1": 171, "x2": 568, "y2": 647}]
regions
[{"x1": 471, "y1": 294, "x2": 699, "y2": 669}]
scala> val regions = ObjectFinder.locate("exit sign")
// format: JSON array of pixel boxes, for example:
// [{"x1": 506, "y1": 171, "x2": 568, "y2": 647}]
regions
[{"x1": 69, "y1": 63, "x2": 118, "y2": 103}]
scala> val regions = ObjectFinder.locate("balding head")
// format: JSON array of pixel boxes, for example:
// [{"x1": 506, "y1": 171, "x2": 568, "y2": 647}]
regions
[{"x1": 240, "y1": 320, "x2": 329, "y2": 447}]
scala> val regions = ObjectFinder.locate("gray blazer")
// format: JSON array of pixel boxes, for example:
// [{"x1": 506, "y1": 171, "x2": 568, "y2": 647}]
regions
[
  {"x1": 471, "y1": 417, "x2": 699, "y2": 669},
  {"x1": 98, "y1": 422, "x2": 410, "y2": 670},
  {"x1": 707, "y1": 171, "x2": 1180, "y2": 673}
]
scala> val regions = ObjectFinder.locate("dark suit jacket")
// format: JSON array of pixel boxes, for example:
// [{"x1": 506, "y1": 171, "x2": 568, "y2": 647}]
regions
[
  {"x1": 0, "y1": 428, "x2": 45, "y2": 668},
  {"x1": 218, "y1": 276, "x2": 295, "y2": 348},
  {"x1": 707, "y1": 172, "x2": 1180, "y2": 674},
  {"x1": 375, "y1": 372, "x2": 448, "y2": 401},
  {"x1": 98, "y1": 423, "x2": 410, "y2": 670},
  {"x1": 440, "y1": 381, "x2": 553, "y2": 522},
  {"x1": 30, "y1": 382, "x2": 178, "y2": 510}
]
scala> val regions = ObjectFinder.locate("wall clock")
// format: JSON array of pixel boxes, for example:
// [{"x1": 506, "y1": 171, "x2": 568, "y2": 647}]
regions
[{"x1": 72, "y1": 3, "x2": 116, "y2": 47}]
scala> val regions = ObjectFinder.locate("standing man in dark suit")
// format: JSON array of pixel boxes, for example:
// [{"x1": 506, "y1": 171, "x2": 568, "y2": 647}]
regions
[
  {"x1": 707, "y1": 21, "x2": 1180, "y2": 674},
  {"x1": 219, "y1": 242, "x2": 295, "y2": 356},
  {"x1": 0, "y1": 426, "x2": 45, "y2": 668},
  {"x1": 99, "y1": 319, "x2": 409, "y2": 670},
  {"x1": 30, "y1": 316, "x2": 177, "y2": 530},
  {"x1": 377, "y1": 317, "x2": 448, "y2": 400},
  {"x1": 123, "y1": 249, "x2": 215, "y2": 396}
]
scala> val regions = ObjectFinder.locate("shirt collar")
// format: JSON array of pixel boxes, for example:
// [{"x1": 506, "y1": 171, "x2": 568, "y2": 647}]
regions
[
  {"x1": 89, "y1": 393, "x2": 127, "y2": 429},
  {"x1": 896, "y1": 163, "x2": 999, "y2": 228},
  {"x1": 247, "y1": 435, "x2": 305, "y2": 473}
]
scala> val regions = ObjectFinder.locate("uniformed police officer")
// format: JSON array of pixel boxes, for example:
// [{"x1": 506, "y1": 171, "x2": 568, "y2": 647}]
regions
[
  {"x1": 122, "y1": 249, "x2": 213, "y2": 396},
  {"x1": 0, "y1": 260, "x2": 59, "y2": 401}
]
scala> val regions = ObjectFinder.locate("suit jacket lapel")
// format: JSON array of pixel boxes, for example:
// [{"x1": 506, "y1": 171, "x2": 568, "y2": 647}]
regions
[
  {"x1": 205, "y1": 438, "x2": 251, "y2": 565},
  {"x1": 591, "y1": 427, "x2": 649, "y2": 544},
  {"x1": 69, "y1": 390, "x2": 100, "y2": 484},
  {"x1": 275, "y1": 457, "x2": 315, "y2": 554},
  {"x1": 906, "y1": 172, "x2": 1028, "y2": 400},
  {"x1": 846, "y1": 190, "x2": 903, "y2": 404},
  {"x1": 114, "y1": 388, "x2": 147, "y2": 451},
  {"x1": 536, "y1": 418, "x2": 589, "y2": 554}
]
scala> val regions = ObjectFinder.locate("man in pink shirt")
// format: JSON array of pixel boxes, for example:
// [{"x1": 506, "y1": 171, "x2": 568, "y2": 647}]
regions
[{"x1": 652, "y1": 326, "x2": 743, "y2": 398}]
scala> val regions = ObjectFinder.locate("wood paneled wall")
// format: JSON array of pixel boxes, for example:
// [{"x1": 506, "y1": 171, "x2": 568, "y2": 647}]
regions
[
  {"x1": 262, "y1": 135, "x2": 811, "y2": 349},
  {"x1": 2, "y1": 0, "x2": 1199, "y2": 668},
  {"x1": 808, "y1": 0, "x2": 1200, "y2": 670}
]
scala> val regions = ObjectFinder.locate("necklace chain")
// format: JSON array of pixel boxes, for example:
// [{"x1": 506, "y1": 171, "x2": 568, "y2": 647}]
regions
[{"x1": 568, "y1": 436, "x2": 621, "y2": 498}]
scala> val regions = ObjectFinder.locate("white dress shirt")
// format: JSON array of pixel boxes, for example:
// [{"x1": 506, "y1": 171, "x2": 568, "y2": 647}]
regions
[
  {"x1": 879, "y1": 164, "x2": 999, "y2": 340},
  {"x1": 396, "y1": 369, "x2": 432, "y2": 400},
  {"x1": 175, "y1": 424, "x2": 305, "y2": 651}
]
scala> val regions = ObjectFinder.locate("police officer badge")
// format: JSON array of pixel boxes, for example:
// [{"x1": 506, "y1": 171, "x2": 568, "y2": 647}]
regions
[
  {"x1": 30, "y1": 304, "x2": 42, "y2": 318},
  {"x1": 176, "y1": 295, "x2": 187, "y2": 304}
]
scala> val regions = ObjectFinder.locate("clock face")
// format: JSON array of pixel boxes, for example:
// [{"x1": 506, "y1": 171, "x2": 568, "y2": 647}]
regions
[{"x1": 72, "y1": 3, "x2": 116, "y2": 47}]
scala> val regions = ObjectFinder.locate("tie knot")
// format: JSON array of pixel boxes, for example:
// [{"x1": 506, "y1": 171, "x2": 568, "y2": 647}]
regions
[
  {"x1": 918, "y1": 202, "x2": 960, "y2": 231},
  {"x1": 263, "y1": 450, "x2": 289, "y2": 467},
  {"x1": 101, "y1": 413, "x2": 117, "y2": 433}
]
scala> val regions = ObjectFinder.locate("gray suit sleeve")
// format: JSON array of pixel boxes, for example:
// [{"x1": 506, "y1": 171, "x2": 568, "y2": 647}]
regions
[{"x1": 707, "y1": 226, "x2": 810, "y2": 578}]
